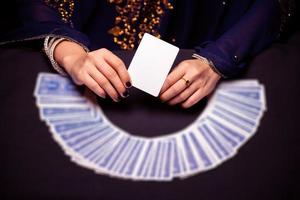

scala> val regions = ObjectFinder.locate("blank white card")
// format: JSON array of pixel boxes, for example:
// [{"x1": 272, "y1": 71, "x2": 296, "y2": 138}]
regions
[{"x1": 128, "y1": 33, "x2": 179, "y2": 97}]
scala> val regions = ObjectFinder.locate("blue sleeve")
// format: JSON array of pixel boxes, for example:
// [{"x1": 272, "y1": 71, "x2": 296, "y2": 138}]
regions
[
  {"x1": 0, "y1": 0, "x2": 90, "y2": 48},
  {"x1": 195, "y1": 0, "x2": 281, "y2": 78}
]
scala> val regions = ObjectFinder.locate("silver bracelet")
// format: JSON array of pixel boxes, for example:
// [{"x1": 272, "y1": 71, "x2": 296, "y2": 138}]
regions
[
  {"x1": 192, "y1": 53, "x2": 226, "y2": 78},
  {"x1": 44, "y1": 36, "x2": 67, "y2": 75}
]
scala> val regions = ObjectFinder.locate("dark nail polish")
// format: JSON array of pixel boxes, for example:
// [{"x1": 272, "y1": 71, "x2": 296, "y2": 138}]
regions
[
  {"x1": 118, "y1": 96, "x2": 122, "y2": 101},
  {"x1": 125, "y1": 82, "x2": 132, "y2": 88},
  {"x1": 115, "y1": 96, "x2": 121, "y2": 102},
  {"x1": 123, "y1": 90, "x2": 129, "y2": 98}
]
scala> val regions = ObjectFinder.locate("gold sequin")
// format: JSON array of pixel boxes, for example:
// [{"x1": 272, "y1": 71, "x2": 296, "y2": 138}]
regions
[
  {"x1": 108, "y1": 0, "x2": 173, "y2": 50},
  {"x1": 45, "y1": 0, "x2": 75, "y2": 27},
  {"x1": 44, "y1": 0, "x2": 173, "y2": 50}
]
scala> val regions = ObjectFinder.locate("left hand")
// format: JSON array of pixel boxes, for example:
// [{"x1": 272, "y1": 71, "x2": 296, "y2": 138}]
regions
[{"x1": 160, "y1": 59, "x2": 221, "y2": 108}]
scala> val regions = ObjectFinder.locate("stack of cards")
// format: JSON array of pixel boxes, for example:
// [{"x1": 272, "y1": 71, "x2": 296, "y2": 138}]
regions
[{"x1": 34, "y1": 73, "x2": 266, "y2": 181}]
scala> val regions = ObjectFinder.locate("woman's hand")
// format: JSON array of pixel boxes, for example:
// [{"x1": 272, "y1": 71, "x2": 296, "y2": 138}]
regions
[
  {"x1": 54, "y1": 41, "x2": 131, "y2": 102},
  {"x1": 160, "y1": 59, "x2": 221, "y2": 108}
]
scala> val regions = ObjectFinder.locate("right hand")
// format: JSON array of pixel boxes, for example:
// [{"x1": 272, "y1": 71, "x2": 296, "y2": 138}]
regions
[{"x1": 54, "y1": 41, "x2": 131, "y2": 102}]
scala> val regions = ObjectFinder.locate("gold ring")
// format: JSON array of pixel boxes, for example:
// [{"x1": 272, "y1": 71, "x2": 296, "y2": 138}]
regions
[{"x1": 181, "y1": 77, "x2": 190, "y2": 86}]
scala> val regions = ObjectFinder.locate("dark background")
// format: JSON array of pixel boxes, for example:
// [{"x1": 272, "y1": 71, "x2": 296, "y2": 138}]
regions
[{"x1": 0, "y1": 1, "x2": 300, "y2": 200}]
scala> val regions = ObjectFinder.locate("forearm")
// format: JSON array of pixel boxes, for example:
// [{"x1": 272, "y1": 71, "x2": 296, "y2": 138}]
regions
[{"x1": 195, "y1": 0, "x2": 280, "y2": 78}]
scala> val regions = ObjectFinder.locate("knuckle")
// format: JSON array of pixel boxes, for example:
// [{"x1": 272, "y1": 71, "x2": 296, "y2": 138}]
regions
[
  {"x1": 181, "y1": 60, "x2": 191, "y2": 68},
  {"x1": 73, "y1": 70, "x2": 86, "y2": 83},
  {"x1": 90, "y1": 83, "x2": 99, "y2": 91},
  {"x1": 106, "y1": 69, "x2": 118, "y2": 79},
  {"x1": 165, "y1": 77, "x2": 172, "y2": 86},
  {"x1": 170, "y1": 86, "x2": 180, "y2": 95},
  {"x1": 77, "y1": 68, "x2": 87, "y2": 79},
  {"x1": 99, "y1": 79, "x2": 109, "y2": 87},
  {"x1": 191, "y1": 66, "x2": 200, "y2": 73},
  {"x1": 82, "y1": 56, "x2": 92, "y2": 67},
  {"x1": 100, "y1": 48, "x2": 109, "y2": 55},
  {"x1": 178, "y1": 93, "x2": 186, "y2": 101},
  {"x1": 116, "y1": 60, "x2": 125, "y2": 69}
]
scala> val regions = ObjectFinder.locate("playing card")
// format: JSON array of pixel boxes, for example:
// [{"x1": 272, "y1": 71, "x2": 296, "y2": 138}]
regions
[
  {"x1": 130, "y1": 140, "x2": 153, "y2": 179},
  {"x1": 114, "y1": 138, "x2": 142, "y2": 178},
  {"x1": 119, "y1": 139, "x2": 146, "y2": 178},
  {"x1": 112, "y1": 137, "x2": 139, "y2": 177},
  {"x1": 40, "y1": 107, "x2": 93, "y2": 120},
  {"x1": 214, "y1": 93, "x2": 261, "y2": 120},
  {"x1": 206, "y1": 116, "x2": 247, "y2": 144},
  {"x1": 161, "y1": 140, "x2": 173, "y2": 180},
  {"x1": 155, "y1": 141, "x2": 168, "y2": 180},
  {"x1": 179, "y1": 133, "x2": 200, "y2": 173},
  {"x1": 34, "y1": 72, "x2": 268, "y2": 181},
  {"x1": 134, "y1": 140, "x2": 156, "y2": 179},
  {"x1": 82, "y1": 130, "x2": 123, "y2": 172},
  {"x1": 170, "y1": 138, "x2": 181, "y2": 177},
  {"x1": 206, "y1": 119, "x2": 242, "y2": 149},
  {"x1": 184, "y1": 130, "x2": 215, "y2": 169},
  {"x1": 210, "y1": 105, "x2": 256, "y2": 134},
  {"x1": 148, "y1": 140, "x2": 163, "y2": 179},
  {"x1": 37, "y1": 96, "x2": 88, "y2": 107},
  {"x1": 173, "y1": 136, "x2": 189, "y2": 178},
  {"x1": 96, "y1": 135, "x2": 130, "y2": 168},
  {"x1": 34, "y1": 73, "x2": 81, "y2": 98},
  {"x1": 128, "y1": 33, "x2": 179, "y2": 97}
]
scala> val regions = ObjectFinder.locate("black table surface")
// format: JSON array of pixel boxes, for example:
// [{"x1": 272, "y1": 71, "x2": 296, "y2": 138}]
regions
[{"x1": 0, "y1": 33, "x2": 300, "y2": 200}]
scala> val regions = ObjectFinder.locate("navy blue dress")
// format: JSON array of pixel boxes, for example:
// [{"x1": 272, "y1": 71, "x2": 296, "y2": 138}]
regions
[{"x1": 0, "y1": 0, "x2": 281, "y2": 77}]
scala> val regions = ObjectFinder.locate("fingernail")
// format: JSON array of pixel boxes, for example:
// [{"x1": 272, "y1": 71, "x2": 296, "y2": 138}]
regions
[
  {"x1": 100, "y1": 94, "x2": 106, "y2": 99},
  {"x1": 160, "y1": 98, "x2": 166, "y2": 103},
  {"x1": 122, "y1": 90, "x2": 129, "y2": 98},
  {"x1": 115, "y1": 96, "x2": 121, "y2": 102},
  {"x1": 125, "y1": 82, "x2": 132, "y2": 88}
]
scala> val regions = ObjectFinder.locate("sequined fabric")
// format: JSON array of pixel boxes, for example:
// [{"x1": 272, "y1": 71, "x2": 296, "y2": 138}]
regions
[
  {"x1": 44, "y1": 0, "x2": 173, "y2": 49},
  {"x1": 45, "y1": 0, "x2": 75, "y2": 27},
  {"x1": 279, "y1": 0, "x2": 296, "y2": 34},
  {"x1": 108, "y1": 0, "x2": 173, "y2": 50}
]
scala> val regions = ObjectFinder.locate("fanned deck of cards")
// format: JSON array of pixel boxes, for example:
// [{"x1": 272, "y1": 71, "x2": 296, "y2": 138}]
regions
[{"x1": 34, "y1": 73, "x2": 266, "y2": 181}]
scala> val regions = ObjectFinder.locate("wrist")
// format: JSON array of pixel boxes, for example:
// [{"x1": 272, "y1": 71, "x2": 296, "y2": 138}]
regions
[
  {"x1": 192, "y1": 53, "x2": 226, "y2": 78},
  {"x1": 54, "y1": 41, "x2": 87, "y2": 67}
]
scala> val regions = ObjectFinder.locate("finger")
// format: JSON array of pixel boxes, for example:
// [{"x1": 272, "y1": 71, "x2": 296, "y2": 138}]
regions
[
  {"x1": 160, "y1": 77, "x2": 188, "y2": 102},
  {"x1": 181, "y1": 79, "x2": 209, "y2": 108},
  {"x1": 181, "y1": 88, "x2": 206, "y2": 108},
  {"x1": 182, "y1": 71, "x2": 219, "y2": 108},
  {"x1": 93, "y1": 59, "x2": 129, "y2": 98},
  {"x1": 83, "y1": 74, "x2": 106, "y2": 99},
  {"x1": 168, "y1": 80, "x2": 202, "y2": 105},
  {"x1": 102, "y1": 49, "x2": 132, "y2": 87},
  {"x1": 160, "y1": 64, "x2": 185, "y2": 94},
  {"x1": 87, "y1": 66, "x2": 121, "y2": 102}
]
